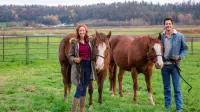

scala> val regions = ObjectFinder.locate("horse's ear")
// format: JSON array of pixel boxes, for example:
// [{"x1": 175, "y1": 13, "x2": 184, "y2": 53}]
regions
[
  {"x1": 96, "y1": 30, "x2": 99, "y2": 37},
  {"x1": 158, "y1": 32, "x2": 162, "y2": 40},
  {"x1": 107, "y1": 31, "x2": 111, "y2": 39}
]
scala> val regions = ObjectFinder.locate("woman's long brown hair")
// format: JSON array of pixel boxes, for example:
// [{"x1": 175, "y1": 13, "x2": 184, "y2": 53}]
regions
[{"x1": 76, "y1": 24, "x2": 89, "y2": 42}]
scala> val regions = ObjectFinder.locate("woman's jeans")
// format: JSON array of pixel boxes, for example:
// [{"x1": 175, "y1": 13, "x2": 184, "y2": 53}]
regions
[
  {"x1": 74, "y1": 60, "x2": 91, "y2": 98},
  {"x1": 161, "y1": 64, "x2": 183, "y2": 110}
]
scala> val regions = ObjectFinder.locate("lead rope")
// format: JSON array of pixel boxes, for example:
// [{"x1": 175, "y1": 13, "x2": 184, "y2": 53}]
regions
[{"x1": 173, "y1": 61, "x2": 192, "y2": 93}]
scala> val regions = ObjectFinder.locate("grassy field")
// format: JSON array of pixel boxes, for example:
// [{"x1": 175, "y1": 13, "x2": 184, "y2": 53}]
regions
[
  {"x1": 0, "y1": 28, "x2": 200, "y2": 112},
  {"x1": 1, "y1": 25, "x2": 200, "y2": 37},
  {"x1": 0, "y1": 54, "x2": 200, "y2": 112}
]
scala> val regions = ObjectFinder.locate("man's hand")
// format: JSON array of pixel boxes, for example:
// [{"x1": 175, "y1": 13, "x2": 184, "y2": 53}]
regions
[
  {"x1": 171, "y1": 56, "x2": 181, "y2": 61},
  {"x1": 74, "y1": 57, "x2": 81, "y2": 63}
]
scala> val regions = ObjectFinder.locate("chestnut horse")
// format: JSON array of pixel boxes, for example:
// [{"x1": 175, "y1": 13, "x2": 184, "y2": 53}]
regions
[
  {"x1": 109, "y1": 34, "x2": 163, "y2": 105},
  {"x1": 59, "y1": 31, "x2": 111, "y2": 106},
  {"x1": 88, "y1": 31, "x2": 111, "y2": 108}
]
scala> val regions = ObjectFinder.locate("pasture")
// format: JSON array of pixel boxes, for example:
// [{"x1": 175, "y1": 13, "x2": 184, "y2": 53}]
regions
[{"x1": 0, "y1": 27, "x2": 200, "y2": 112}]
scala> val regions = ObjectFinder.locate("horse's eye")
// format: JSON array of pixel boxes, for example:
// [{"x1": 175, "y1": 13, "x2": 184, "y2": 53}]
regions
[{"x1": 152, "y1": 48, "x2": 154, "y2": 51}]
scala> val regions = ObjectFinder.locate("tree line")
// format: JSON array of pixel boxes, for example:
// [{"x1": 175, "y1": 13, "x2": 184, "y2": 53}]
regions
[{"x1": 0, "y1": 0, "x2": 200, "y2": 26}]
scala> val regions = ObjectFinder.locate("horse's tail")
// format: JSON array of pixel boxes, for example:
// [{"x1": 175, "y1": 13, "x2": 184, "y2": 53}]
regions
[
  {"x1": 109, "y1": 60, "x2": 117, "y2": 95},
  {"x1": 60, "y1": 61, "x2": 72, "y2": 94},
  {"x1": 113, "y1": 63, "x2": 117, "y2": 79},
  {"x1": 67, "y1": 64, "x2": 72, "y2": 93}
]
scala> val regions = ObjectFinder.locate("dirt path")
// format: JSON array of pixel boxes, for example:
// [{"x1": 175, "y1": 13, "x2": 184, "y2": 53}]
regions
[{"x1": 179, "y1": 29, "x2": 200, "y2": 34}]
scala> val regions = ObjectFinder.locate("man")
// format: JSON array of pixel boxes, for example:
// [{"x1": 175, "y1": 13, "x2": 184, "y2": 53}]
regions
[{"x1": 160, "y1": 18, "x2": 188, "y2": 112}]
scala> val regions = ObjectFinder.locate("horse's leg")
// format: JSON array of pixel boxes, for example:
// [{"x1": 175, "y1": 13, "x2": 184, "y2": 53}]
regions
[
  {"x1": 88, "y1": 81, "x2": 94, "y2": 109},
  {"x1": 118, "y1": 68, "x2": 125, "y2": 97},
  {"x1": 109, "y1": 62, "x2": 117, "y2": 96},
  {"x1": 97, "y1": 70, "x2": 107, "y2": 104},
  {"x1": 61, "y1": 64, "x2": 68, "y2": 100},
  {"x1": 144, "y1": 70, "x2": 155, "y2": 105},
  {"x1": 131, "y1": 67, "x2": 138, "y2": 104},
  {"x1": 112, "y1": 64, "x2": 117, "y2": 96}
]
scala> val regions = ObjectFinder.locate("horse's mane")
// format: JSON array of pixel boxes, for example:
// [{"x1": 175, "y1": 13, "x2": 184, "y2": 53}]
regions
[
  {"x1": 98, "y1": 33, "x2": 107, "y2": 42},
  {"x1": 133, "y1": 35, "x2": 160, "y2": 50},
  {"x1": 128, "y1": 35, "x2": 161, "y2": 67},
  {"x1": 133, "y1": 35, "x2": 152, "y2": 51}
]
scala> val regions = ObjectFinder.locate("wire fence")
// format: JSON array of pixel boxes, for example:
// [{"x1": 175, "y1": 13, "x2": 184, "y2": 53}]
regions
[
  {"x1": 185, "y1": 37, "x2": 200, "y2": 55},
  {"x1": 0, "y1": 35, "x2": 200, "y2": 64},
  {"x1": 0, "y1": 34, "x2": 64, "y2": 64}
]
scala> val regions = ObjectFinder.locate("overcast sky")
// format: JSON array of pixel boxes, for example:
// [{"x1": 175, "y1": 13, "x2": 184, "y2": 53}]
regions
[{"x1": 0, "y1": 0, "x2": 199, "y2": 6}]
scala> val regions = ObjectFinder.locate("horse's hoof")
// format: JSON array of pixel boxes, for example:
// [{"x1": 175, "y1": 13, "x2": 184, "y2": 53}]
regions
[
  {"x1": 64, "y1": 96, "x2": 68, "y2": 101},
  {"x1": 98, "y1": 101, "x2": 102, "y2": 104},
  {"x1": 150, "y1": 101, "x2": 155, "y2": 105},
  {"x1": 111, "y1": 94, "x2": 115, "y2": 96},
  {"x1": 110, "y1": 92, "x2": 115, "y2": 96},
  {"x1": 89, "y1": 105, "x2": 93, "y2": 111},
  {"x1": 119, "y1": 93, "x2": 123, "y2": 97},
  {"x1": 133, "y1": 101, "x2": 138, "y2": 104}
]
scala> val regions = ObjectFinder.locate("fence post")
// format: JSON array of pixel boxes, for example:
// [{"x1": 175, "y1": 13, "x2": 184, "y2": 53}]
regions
[
  {"x1": 47, "y1": 35, "x2": 49, "y2": 59},
  {"x1": 2, "y1": 32, "x2": 5, "y2": 61},
  {"x1": 26, "y1": 35, "x2": 29, "y2": 64},
  {"x1": 191, "y1": 37, "x2": 193, "y2": 55}
]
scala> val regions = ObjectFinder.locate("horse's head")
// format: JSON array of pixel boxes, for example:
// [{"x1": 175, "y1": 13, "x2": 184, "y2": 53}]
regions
[
  {"x1": 147, "y1": 34, "x2": 163, "y2": 69},
  {"x1": 93, "y1": 31, "x2": 111, "y2": 71}
]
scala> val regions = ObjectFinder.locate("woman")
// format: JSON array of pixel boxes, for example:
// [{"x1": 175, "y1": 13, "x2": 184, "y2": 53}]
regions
[{"x1": 68, "y1": 24, "x2": 97, "y2": 112}]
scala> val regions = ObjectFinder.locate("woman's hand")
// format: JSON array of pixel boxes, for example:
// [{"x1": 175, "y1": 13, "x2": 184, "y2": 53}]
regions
[{"x1": 73, "y1": 57, "x2": 82, "y2": 63}]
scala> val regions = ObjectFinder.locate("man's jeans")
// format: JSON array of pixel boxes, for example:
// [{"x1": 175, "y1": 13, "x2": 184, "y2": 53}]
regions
[{"x1": 161, "y1": 64, "x2": 183, "y2": 110}]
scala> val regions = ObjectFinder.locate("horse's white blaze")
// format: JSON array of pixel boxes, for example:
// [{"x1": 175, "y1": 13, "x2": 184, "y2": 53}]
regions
[
  {"x1": 154, "y1": 44, "x2": 163, "y2": 67},
  {"x1": 96, "y1": 43, "x2": 106, "y2": 70}
]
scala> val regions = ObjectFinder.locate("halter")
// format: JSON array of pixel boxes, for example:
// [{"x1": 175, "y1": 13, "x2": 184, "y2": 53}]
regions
[
  {"x1": 146, "y1": 44, "x2": 163, "y2": 61},
  {"x1": 147, "y1": 55, "x2": 163, "y2": 60},
  {"x1": 96, "y1": 54, "x2": 106, "y2": 59},
  {"x1": 92, "y1": 35, "x2": 110, "y2": 61},
  {"x1": 96, "y1": 48, "x2": 110, "y2": 60}
]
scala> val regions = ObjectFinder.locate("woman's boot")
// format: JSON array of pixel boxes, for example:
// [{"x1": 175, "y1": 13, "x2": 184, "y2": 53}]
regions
[
  {"x1": 72, "y1": 97, "x2": 80, "y2": 112},
  {"x1": 80, "y1": 96, "x2": 85, "y2": 112}
]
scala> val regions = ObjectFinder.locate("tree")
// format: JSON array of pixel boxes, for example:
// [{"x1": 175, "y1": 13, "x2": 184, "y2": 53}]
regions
[{"x1": 41, "y1": 15, "x2": 61, "y2": 25}]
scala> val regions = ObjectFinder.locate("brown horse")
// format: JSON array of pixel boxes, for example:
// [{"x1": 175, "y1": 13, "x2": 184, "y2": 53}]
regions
[
  {"x1": 59, "y1": 31, "x2": 111, "y2": 106},
  {"x1": 88, "y1": 31, "x2": 111, "y2": 108},
  {"x1": 109, "y1": 34, "x2": 163, "y2": 105}
]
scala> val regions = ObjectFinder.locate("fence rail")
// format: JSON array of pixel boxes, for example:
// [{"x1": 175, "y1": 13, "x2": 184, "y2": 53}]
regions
[
  {"x1": 0, "y1": 35, "x2": 200, "y2": 64},
  {"x1": 0, "y1": 34, "x2": 64, "y2": 64}
]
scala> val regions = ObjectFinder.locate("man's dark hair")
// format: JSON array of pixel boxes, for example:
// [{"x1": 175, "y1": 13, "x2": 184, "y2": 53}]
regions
[{"x1": 164, "y1": 18, "x2": 173, "y2": 25}]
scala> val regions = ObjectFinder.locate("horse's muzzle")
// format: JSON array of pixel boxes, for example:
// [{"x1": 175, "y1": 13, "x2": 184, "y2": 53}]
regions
[{"x1": 155, "y1": 63, "x2": 163, "y2": 69}]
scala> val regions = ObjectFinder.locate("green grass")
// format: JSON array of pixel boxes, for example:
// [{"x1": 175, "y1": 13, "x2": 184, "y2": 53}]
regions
[
  {"x1": 0, "y1": 23, "x2": 7, "y2": 28},
  {"x1": 0, "y1": 53, "x2": 200, "y2": 112},
  {"x1": 0, "y1": 22, "x2": 22, "y2": 28}
]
